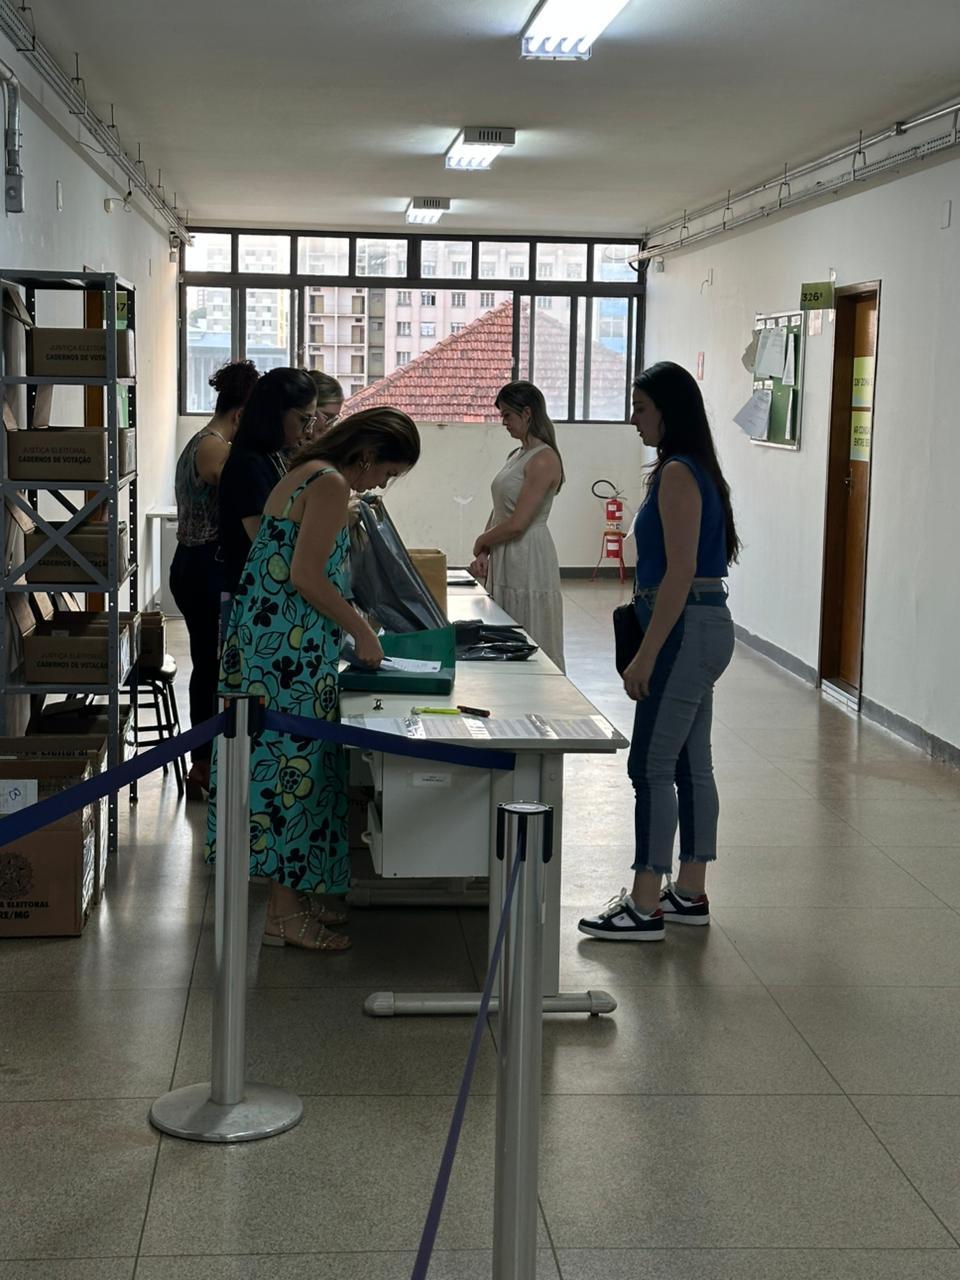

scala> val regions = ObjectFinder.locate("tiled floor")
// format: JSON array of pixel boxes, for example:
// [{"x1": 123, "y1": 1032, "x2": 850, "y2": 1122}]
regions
[{"x1": 2, "y1": 580, "x2": 960, "y2": 1278}]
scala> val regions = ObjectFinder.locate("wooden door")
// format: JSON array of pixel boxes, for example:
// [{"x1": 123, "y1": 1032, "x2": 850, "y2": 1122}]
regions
[{"x1": 819, "y1": 287, "x2": 879, "y2": 697}]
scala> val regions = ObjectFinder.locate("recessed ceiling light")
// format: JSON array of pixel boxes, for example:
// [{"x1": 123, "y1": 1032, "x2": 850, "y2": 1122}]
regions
[
  {"x1": 444, "y1": 127, "x2": 516, "y2": 172},
  {"x1": 405, "y1": 197, "x2": 451, "y2": 225},
  {"x1": 521, "y1": 0, "x2": 631, "y2": 60}
]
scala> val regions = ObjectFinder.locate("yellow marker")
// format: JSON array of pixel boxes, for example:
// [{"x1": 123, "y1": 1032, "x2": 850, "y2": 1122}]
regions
[{"x1": 410, "y1": 706, "x2": 459, "y2": 716}]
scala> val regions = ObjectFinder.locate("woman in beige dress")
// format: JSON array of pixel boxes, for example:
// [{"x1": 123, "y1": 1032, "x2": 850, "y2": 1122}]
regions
[{"x1": 470, "y1": 381, "x2": 566, "y2": 671}]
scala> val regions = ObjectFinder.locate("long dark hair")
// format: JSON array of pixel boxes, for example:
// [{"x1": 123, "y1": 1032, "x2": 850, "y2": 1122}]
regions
[
  {"x1": 494, "y1": 380, "x2": 565, "y2": 491},
  {"x1": 210, "y1": 360, "x2": 259, "y2": 415},
  {"x1": 634, "y1": 361, "x2": 740, "y2": 565},
  {"x1": 292, "y1": 406, "x2": 420, "y2": 471},
  {"x1": 233, "y1": 367, "x2": 316, "y2": 455}
]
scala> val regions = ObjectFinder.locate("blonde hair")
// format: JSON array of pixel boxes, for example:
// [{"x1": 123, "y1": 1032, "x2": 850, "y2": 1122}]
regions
[{"x1": 495, "y1": 380, "x2": 564, "y2": 491}]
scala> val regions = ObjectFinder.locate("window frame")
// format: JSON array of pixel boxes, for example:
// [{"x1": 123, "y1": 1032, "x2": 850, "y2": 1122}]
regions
[{"x1": 180, "y1": 227, "x2": 644, "y2": 421}]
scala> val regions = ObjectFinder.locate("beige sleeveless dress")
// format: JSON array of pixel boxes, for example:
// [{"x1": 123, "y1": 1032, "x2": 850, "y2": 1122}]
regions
[{"x1": 486, "y1": 443, "x2": 565, "y2": 672}]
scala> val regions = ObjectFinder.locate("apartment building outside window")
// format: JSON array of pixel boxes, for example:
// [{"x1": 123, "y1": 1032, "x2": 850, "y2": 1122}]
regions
[{"x1": 181, "y1": 229, "x2": 641, "y2": 420}]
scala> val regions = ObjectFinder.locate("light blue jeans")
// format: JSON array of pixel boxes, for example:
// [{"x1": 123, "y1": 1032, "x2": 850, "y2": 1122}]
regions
[{"x1": 628, "y1": 587, "x2": 735, "y2": 876}]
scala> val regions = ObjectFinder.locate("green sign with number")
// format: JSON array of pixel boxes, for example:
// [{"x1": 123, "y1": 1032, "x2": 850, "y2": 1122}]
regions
[{"x1": 799, "y1": 281, "x2": 835, "y2": 311}]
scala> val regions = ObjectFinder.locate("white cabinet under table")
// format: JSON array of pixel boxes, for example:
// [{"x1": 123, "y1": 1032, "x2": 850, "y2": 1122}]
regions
[{"x1": 342, "y1": 580, "x2": 628, "y2": 1017}]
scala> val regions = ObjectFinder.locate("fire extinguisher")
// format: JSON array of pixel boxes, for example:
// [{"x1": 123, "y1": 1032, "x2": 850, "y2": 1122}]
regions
[{"x1": 591, "y1": 479, "x2": 628, "y2": 583}]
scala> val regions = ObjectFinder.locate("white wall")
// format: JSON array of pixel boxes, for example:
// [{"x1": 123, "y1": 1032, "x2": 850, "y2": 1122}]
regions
[
  {"x1": 1, "y1": 38, "x2": 178, "y2": 606},
  {"x1": 644, "y1": 155, "x2": 960, "y2": 751},
  {"x1": 176, "y1": 415, "x2": 643, "y2": 570}
]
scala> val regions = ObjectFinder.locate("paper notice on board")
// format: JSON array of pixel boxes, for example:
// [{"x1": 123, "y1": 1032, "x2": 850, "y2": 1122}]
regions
[
  {"x1": 784, "y1": 389, "x2": 795, "y2": 441},
  {"x1": 782, "y1": 334, "x2": 796, "y2": 386},
  {"x1": 733, "y1": 389, "x2": 772, "y2": 439},
  {"x1": 754, "y1": 327, "x2": 787, "y2": 377}
]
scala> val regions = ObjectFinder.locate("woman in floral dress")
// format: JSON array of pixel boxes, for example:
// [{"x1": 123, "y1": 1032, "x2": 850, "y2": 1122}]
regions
[{"x1": 206, "y1": 407, "x2": 420, "y2": 951}]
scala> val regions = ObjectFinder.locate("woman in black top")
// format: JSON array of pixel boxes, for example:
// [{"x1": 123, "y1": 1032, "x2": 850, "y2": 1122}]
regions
[{"x1": 218, "y1": 367, "x2": 318, "y2": 594}]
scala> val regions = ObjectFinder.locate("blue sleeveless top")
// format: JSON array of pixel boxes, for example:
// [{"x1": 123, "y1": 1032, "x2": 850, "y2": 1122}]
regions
[{"x1": 632, "y1": 455, "x2": 728, "y2": 588}]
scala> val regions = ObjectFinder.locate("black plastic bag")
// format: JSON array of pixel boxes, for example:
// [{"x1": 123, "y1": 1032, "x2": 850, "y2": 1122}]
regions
[
  {"x1": 348, "y1": 497, "x2": 448, "y2": 634},
  {"x1": 454, "y1": 619, "x2": 538, "y2": 662}
]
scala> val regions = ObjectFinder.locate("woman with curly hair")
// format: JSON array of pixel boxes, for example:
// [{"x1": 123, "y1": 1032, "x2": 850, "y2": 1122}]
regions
[{"x1": 205, "y1": 406, "x2": 420, "y2": 952}]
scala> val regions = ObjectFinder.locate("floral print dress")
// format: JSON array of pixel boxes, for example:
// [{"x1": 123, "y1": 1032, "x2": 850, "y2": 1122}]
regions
[{"x1": 204, "y1": 467, "x2": 350, "y2": 894}]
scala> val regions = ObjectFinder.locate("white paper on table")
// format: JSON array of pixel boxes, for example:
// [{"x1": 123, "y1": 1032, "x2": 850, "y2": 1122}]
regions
[
  {"x1": 532, "y1": 716, "x2": 616, "y2": 740},
  {"x1": 733, "y1": 389, "x2": 772, "y2": 439},
  {"x1": 343, "y1": 715, "x2": 411, "y2": 738},
  {"x1": 379, "y1": 657, "x2": 442, "y2": 673},
  {"x1": 754, "y1": 327, "x2": 787, "y2": 377},
  {"x1": 781, "y1": 333, "x2": 796, "y2": 386}
]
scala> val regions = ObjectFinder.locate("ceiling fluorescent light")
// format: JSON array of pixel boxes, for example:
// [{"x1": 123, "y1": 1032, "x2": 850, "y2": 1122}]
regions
[
  {"x1": 444, "y1": 127, "x2": 516, "y2": 171},
  {"x1": 521, "y1": 0, "x2": 631, "y2": 59},
  {"x1": 405, "y1": 197, "x2": 451, "y2": 225}
]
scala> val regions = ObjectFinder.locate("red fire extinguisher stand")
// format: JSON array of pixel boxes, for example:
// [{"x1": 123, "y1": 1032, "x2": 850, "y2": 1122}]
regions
[{"x1": 591, "y1": 480, "x2": 627, "y2": 583}]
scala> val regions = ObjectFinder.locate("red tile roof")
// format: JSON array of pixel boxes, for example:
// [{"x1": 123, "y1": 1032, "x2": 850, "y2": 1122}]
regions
[{"x1": 344, "y1": 299, "x2": 627, "y2": 422}]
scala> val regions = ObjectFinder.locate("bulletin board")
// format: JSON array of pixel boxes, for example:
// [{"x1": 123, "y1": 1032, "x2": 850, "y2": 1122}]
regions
[{"x1": 750, "y1": 311, "x2": 805, "y2": 450}]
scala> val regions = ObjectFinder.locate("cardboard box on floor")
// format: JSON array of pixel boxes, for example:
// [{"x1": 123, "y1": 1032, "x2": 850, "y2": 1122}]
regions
[
  {"x1": 408, "y1": 548, "x2": 447, "y2": 615},
  {"x1": 27, "y1": 327, "x2": 136, "y2": 379},
  {"x1": 0, "y1": 759, "x2": 96, "y2": 937},
  {"x1": 0, "y1": 736, "x2": 114, "y2": 904},
  {"x1": 7, "y1": 427, "x2": 137, "y2": 483},
  {"x1": 22, "y1": 520, "x2": 130, "y2": 585}
]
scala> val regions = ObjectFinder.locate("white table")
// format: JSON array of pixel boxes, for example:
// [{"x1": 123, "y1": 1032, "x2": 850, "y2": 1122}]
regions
[{"x1": 342, "y1": 579, "x2": 628, "y2": 1018}]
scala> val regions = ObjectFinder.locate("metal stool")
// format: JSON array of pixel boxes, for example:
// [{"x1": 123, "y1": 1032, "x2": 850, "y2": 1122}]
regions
[{"x1": 127, "y1": 654, "x2": 187, "y2": 797}]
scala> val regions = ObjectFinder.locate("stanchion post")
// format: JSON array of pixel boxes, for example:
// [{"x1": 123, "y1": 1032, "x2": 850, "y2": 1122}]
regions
[
  {"x1": 212, "y1": 695, "x2": 251, "y2": 1105},
  {"x1": 149, "y1": 696, "x2": 304, "y2": 1142},
  {"x1": 492, "y1": 801, "x2": 551, "y2": 1280}
]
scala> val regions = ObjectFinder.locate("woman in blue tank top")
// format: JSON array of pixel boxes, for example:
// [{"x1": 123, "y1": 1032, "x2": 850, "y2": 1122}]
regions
[{"x1": 579, "y1": 363, "x2": 739, "y2": 943}]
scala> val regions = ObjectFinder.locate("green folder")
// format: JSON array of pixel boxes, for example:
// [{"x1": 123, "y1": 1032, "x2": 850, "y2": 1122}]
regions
[{"x1": 339, "y1": 625, "x2": 456, "y2": 695}]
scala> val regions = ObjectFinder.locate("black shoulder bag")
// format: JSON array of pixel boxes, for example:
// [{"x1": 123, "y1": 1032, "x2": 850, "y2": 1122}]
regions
[{"x1": 613, "y1": 600, "x2": 644, "y2": 675}]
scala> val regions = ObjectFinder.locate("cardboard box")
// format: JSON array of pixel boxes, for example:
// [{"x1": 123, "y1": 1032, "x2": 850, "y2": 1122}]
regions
[
  {"x1": 26, "y1": 702, "x2": 134, "y2": 758},
  {"x1": 408, "y1": 548, "x2": 448, "y2": 615},
  {"x1": 23, "y1": 520, "x2": 129, "y2": 584},
  {"x1": 0, "y1": 759, "x2": 95, "y2": 937},
  {"x1": 7, "y1": 428, "x2": 137, "y2": 483},
  {"x1": 21, "y1": 611, "x2": 140, "y2": 685},
  {"x1": 27, "y1": 328, "x2": 135, "y2": 379},
  {"x1": 139, "y1": 611, "x2": 166, "y2": 668},
  {"x1": 0, "y1": 738, "x2": 110, "y2": 904}
]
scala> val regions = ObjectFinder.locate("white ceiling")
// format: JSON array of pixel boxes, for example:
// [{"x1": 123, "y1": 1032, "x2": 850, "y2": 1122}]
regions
[{"x1": 37, "y1": 0, "x2": 960, "y2": 237}]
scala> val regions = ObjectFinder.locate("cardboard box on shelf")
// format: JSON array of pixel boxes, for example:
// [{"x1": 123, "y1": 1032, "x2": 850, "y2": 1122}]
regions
[
  {"x1": 0, "y1": 737, "x2": 111, "y2": 903},
  {"x1": 26, "y1": 701, "x2": 134, "y2": 757},
  {"x1": 139, "y1": 611, "x2": 166, "y2": 668},
  {"x1": 7, "y1": 427, "x2": 137, "y2": 483},
  {"x1": 27, "y1": 328, "x2": 135, "y2": 379},
  {"x1": 0, "y1": 759, "x2": 96, "y2": 937},
  {"x1": 23, "y1": 520, "x2": 129, "y2": 584},
  {"x1": 408, "y1": 548, "x2": 448, "y2": 615},
  {"x1": 16, "y1": 610, "x2": 141, "y2": 685}
]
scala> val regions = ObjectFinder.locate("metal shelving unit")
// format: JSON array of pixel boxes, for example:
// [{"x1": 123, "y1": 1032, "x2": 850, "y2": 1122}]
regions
[{"x1": 0, "y1": 269, "x2": 138, "y2": 870}]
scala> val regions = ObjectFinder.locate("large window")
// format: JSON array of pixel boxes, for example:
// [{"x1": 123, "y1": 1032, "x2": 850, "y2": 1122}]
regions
[{"x1": 180, "y1": 228, "x2": 642, "y2": 420}]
